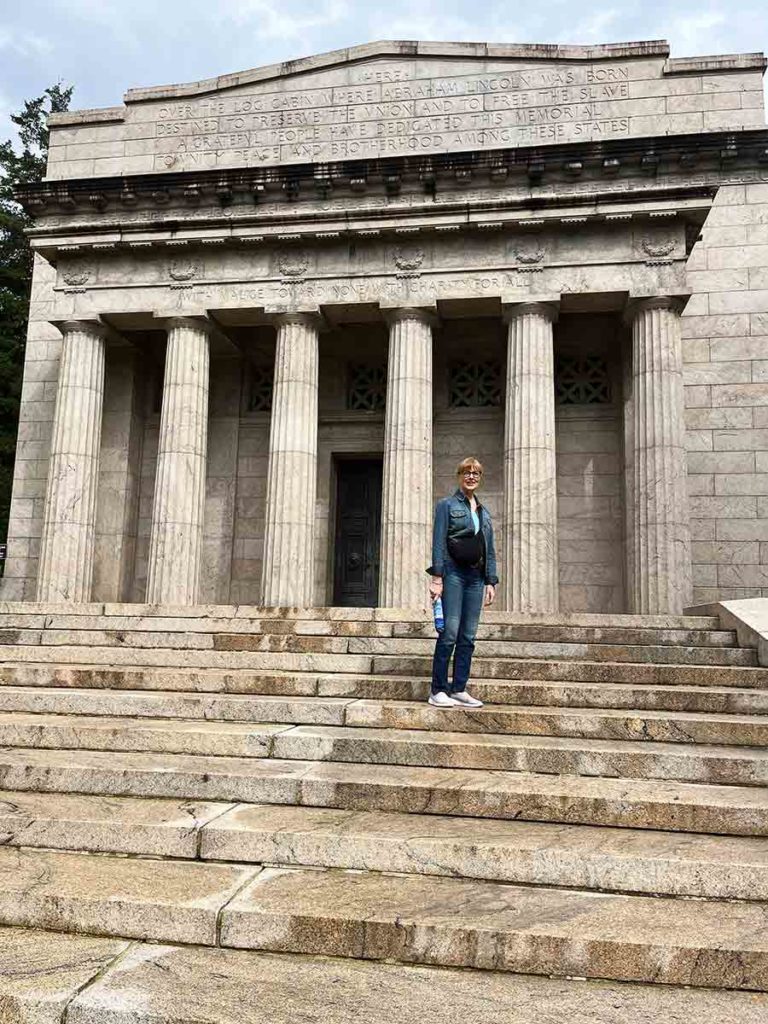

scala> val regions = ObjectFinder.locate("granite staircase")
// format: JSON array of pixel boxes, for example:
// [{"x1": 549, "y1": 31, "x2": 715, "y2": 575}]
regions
[{"x1": 1, "y1": 602, "x2": 768, "y2": 1023}]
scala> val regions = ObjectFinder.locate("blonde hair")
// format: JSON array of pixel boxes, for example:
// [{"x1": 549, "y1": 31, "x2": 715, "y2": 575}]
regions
[{"x1": 456, "y1": 457, "x2": 484, "y2": 482}]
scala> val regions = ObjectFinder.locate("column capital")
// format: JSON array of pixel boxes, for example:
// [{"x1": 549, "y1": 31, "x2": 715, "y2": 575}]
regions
[
  {"x1": 625, "y1": 294, "x2": 690, "y2": 321},
  {"x1": 155, "y1": 314, "x2": 214, "y2": 334},
  {"x1": 51, "y1": 318, "x2": 108, "y2": 339},
  {"x1": 268, "y1": 310, "x2": 327, "y2": 332},
  {"x1": 502, "y1": 300, "x2": 559, "y2": 324},
  {"x1": 381, "y1": 306, "x2": 438, "y2": 328}
]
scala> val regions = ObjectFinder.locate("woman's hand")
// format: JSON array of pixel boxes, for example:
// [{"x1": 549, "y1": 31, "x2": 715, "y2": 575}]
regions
[
  {"x1": 429, "y1": 577, "x2": 443, "y2": 601},
  {"x1": 484, "y1": 585, "x2": 496, "y2": 606}
]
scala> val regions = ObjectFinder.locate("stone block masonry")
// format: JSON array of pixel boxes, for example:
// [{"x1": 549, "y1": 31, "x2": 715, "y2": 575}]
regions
[{"x1": 684, "y1": 182, "x2": 768, "y2": 605}]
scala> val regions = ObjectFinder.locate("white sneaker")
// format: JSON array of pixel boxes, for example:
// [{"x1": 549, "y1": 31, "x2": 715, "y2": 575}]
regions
[
  {"x1": 428, "y1": 691, "x2": 459, "y2": 708},
  {"x1": 450, "y1": 691, "x2": 484, "y2": 708}
]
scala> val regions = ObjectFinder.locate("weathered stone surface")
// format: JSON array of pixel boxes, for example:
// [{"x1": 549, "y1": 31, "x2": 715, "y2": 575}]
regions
[
  {"x1": 371, "y1": 653, "x2": 768, "y2": 687},
  {"x1": 0, "y1": 687, "x2": 353, "y2": 724},
  {"x1": 2, "y1": 746, "x2": 762, "y2": 834},
  {"x1": 380, "y1": 309, "x2": 434, "y2": 609},
  {"x1": 0, "y1": 790, "x2": 232, "y2": 857},
  {"x1": 0, "y1": 644, "x2": 374, "y2": 673},
  {"x1": 0, "y1": 925, "x2": 128, "y2": 1024},
  {"x1": 0, "y1": 847, "x2": 257, "y2": 944},
  {"x1": 220, "y1": 866, "x2": 768, "y2": 988},
  {"x1": 146, "y1": 318, "x2": 211, "y2": 606},
  {"x1": 0, "y1": 663, "x2": 322, "y2": 696},
  {"x1": 0, "y1": 713, "x2": 292, "y2": 758},
  {"x1": 200, "y1": 803, "x2": 768, "y2": 899},
  {"x1": 628, "y1": 299, "x2": 692, "y2": 613},
  {"x1": 261, "y1": 314, "x2": 320, "y2": 608},
  {"x1": 503, "y1": 302, "x2": 559, "y2": 612},
  {"x1": 64, "y1": 942, "x2": 768, "y2": 1024},
  {"x1": 36, "y1": 322, "x2": 106, "y2": 605},
  {"x1": 348, "y1": 636, "x2": 757, "y2": 665},
  {"x1": 45, "y1": 42, "x2": 767, "y2": 177},
  {"x1": 269, "y1": 723, "x2": 768, "y2": 785},
  {"x1": 343, "y1": 699, "x2": 768, "y2": 747}
]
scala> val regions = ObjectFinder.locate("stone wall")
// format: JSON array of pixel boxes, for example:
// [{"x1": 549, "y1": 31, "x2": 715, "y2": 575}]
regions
[
  {"x1": 44, "y1": 43, "x2": 766, "y2": 179},
  {"x1": 684, "y1": 182, "x2": 768, "y2": 604},
  {"x1": 555, "y1": 314, "x2": 624, "y2": 613}
]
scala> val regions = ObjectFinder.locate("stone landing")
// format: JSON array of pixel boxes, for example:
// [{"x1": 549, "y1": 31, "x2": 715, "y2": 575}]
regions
[{"x1": 0, "y1": 602, "x2": 767, "y2": 1022}]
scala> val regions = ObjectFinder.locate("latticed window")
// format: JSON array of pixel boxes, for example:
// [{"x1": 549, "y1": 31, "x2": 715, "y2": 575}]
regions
[
  {"x1": 555, "y1": 354, "x2": 612, "y2": 405},
  {"x1": 448, "y1": 361, "x2": 502, "y2": 408},
  {"x1": 248, "y1": 365, "x2": 274, "y2": 412},
  {"x1": 348, "y1": 364, "x2": 387, "y2": 411}
]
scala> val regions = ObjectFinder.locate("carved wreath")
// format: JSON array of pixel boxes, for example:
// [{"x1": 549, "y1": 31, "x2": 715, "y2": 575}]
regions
[
  {"x1": 512, "y1": 240, "x2": 545, "y2": 265},
  {"x1": 641, "y1": 235, "x2": 676, "y2": 259},
  {"x1": 278, "y1": 251, "x2": 310, "y2": 277},
  {"x1": 393, "y1": 245, "x2": 425, "y2": 272},
  {"x1": 61, "y1": 260, "x2": 93, "y2": 286},
  {"x1": 168, "y1": 256, "x2": 203, "y2": 282}
]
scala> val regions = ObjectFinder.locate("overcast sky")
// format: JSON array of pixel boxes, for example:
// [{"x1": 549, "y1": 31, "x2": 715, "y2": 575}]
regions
[{"x1": 0, "y1": 0, "x2": 765, "y2": 141}]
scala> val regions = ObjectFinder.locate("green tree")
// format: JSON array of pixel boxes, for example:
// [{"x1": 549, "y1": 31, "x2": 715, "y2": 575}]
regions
[{"x1": 0, "y1": 84, "x2": 73, "y2": 554}]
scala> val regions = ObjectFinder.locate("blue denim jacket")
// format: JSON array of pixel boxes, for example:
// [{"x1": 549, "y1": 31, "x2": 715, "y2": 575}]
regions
[{"x1": 427, "y1": 489, "x2": 499, "y2": 586}]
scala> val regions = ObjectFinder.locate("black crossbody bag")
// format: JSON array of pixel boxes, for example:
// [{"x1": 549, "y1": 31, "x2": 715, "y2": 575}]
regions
[{"x1": 447, "y1": 530, "x2": 485, "y2": 569}]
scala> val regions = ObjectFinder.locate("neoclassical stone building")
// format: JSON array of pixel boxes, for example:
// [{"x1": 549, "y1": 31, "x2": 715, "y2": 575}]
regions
[{"x1": 4, "y1": 39, "x2": 768, "y2": 614}]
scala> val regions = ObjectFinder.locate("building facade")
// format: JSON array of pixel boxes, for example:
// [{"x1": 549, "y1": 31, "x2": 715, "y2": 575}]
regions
[{"x1": 3, "y1": 39, "x2": 768, "y2": 613}]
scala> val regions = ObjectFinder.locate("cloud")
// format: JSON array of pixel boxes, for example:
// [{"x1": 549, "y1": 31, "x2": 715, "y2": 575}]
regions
[
  {"x1": 220, "y1": 0, "x2": 349, "y2": 39},
  {"x1": 663, "y1": 9, "x2": 728, "y2": 56},
  {"x1": 0, "y1": 27, "x2": 53, "y2": 58}
]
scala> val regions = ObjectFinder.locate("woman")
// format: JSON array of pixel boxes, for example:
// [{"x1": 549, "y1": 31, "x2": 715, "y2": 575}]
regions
[{"x1": 426, "y1": 456, "x2": 498, "y2": 708}]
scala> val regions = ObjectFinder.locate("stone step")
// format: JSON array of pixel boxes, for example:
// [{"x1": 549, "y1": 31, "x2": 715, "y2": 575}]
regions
[
  {"x1": 3, "y1": 791, "x2": 766, "y2": 899},
  {"x1": 0, "y1": 644, "x2": 374, "y2": 673},
  {"x1": 0, "y1": 846, "x2": 257, "y2": 945},
  {"x1": 345, "y1": 698, "x2": 768, "y2": 747},
  {"x1": 349, "y1": 637, "x2": 757, "y2": 666},
  {"x1": 268, "y1": 724, "x2": 768, "y2": 785},
  {"x1": 0, "y1": 600, "x2": 724, "y2": 630},
  {"x1": 0, "y1": 790, "x2": 234, "y2": 857},
  {"x1": 6, "y1": 663, "x2": 768, "y2": 713},
  {"x1": 200, "y1": 803, "x2": 768, "y2": 900},
  {"x1": 0, "y1": 632, "x2": 754, "y2": 665},
  {"x1": 3, "y1": 687, "x2": 768, "y2": 745},
  {"x1": 2, "y1": 847, "x2": 768, "y2": 990},
  {"x1": 324, "y1": 675, "x2": 768, "y2": 714},
  {"x1": 373, "y1": 655, "x2": 768, "y2": 687},
  {"x1": 0, "y1": 712, "x2": 294, "y2": 759},
  {"x1": 1, "y1": 746, "x2": 765, "y2": 834},
  {"x1": 394, "y1": 621, "x2": 738, "y2": 647},
  {"x1": 4, "y1": 712, "x2": 768, "y2": 785},
  {"x1": 0, "y1": 614, "x2": 738, "y2": 646},
  {"x1": 0, "y1": 687, "x2": 355, "y2": 724},
  {"x1": 5, "y1": 929, "x2": 767, "y2": 1024},
  {"x1": 218, "y1": 865, "x2": 768, "y2": 990},
  {"x1": 0, "y1": 686, "x2": 354, "y2": 723},
  {"x1": 2, "y1": 646, "x2": 767, "y2": 687}
]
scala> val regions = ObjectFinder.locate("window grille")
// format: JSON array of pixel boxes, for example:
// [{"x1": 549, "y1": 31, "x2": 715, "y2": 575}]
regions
[
  {"x1": 248, "y1": 365, "x2": 274, "y2": 412},
  {"x1": 555, "y1": 354, "x2": 611, "y2": 405},
  {"x1": 448, "y1": 360, "x2": 502, "y2": 408},
  {"x1": 348, "y1": 364, "x2": 387, "y2": 411}
]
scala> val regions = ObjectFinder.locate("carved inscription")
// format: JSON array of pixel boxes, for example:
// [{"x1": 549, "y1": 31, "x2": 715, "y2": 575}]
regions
[{"x1": 151, "y1": 60, "x2": 635, "y2": 170}]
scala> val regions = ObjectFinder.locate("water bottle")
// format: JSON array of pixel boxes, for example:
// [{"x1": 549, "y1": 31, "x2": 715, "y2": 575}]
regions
[{"x1": 432, "y1": 596, "x2": 445, "y2": 633}]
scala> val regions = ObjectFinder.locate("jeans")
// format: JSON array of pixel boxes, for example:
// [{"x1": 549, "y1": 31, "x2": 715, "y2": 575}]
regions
[{"x1": 431, "y1": 564, "x2": 485, "y2": 695}]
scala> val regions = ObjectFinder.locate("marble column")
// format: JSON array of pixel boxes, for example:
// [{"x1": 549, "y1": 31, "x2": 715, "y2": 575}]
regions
[
  {"x1": 145, "y1": 317, "x2": 211, "y2": 606},
  {"x1": 379, "y1": 308, "x2": 434, "y2": 608},
  {"x1": 502, "y1": 302, "x2": 559, "y2": 613},
  {"x1": 261, "y1": 313, "x2": 320, "y2": 607},
  {"x1": 627, "y1": 297, "x2": 692, "y2": 613},
  {"x1": 37, "y1": 320, "x2": 107, "y2": 603}
]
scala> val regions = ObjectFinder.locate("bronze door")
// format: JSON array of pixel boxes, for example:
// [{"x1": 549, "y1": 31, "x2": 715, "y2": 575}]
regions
[{"x1": 333, "y1": 459, "x2": 383, "y2": 607}]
